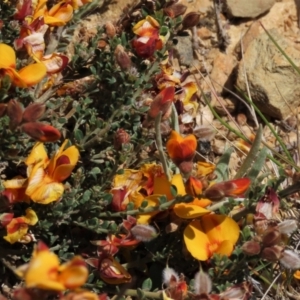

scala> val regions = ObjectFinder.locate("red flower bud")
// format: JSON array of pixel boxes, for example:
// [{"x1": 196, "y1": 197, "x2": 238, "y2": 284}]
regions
[
  {"x1": 185, "y1": 176, "x2": 203, "y2": 197},
  {"x1": 114, "y1": 128, "x2": 131, "y2": 150},
  {"x1": 22, "y1": 103, "x2": 46, "y2": 122},
  {"x1": 241, "y1": 241, "x2": 261, "y2": 256},
  {"x1": 21, "y1": 122, "x2": 61, "y2": 142},
  {"x1": 7, "y1": 99, "x2": 23, "y2": 130}
]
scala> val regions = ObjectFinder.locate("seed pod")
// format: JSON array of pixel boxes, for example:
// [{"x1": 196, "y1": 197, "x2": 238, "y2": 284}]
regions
[
  {"x1": 241, "y1": 241, "x2": 261, "y2": 256},
  {"x1": 164, "y1": 3, "x2": 187, "y2": 18},
  {"x1": 7, "y1": 99, "x2": 23, "y2": 130},
  {"x1": 182, "y1": 12, "x2": 200, "y2": 29},
  {"x1": 115, "y1": 45, "x2": 131, "y2": 70},
  {"x1": 105, "y1": 21, "x2": 116, "y2": 38},
  {"x1": 22, "y1": 103, "x2": 46, "y2": 122}
]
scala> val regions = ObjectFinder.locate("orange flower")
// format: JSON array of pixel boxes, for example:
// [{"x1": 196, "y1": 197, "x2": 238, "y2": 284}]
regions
[
  {"x1": 166, "y1": 131, "x2": 197, "y2": 162},
  {"x1": 0, "y1": 43, "x2": 47, "y2": 87},
  {"x1": 166, "y1": 131, "x2": 197, "y2": 174},
  {"x1": 3, "y1": 208, "x2": 38, "y2": 244},
  {"x1": 15, "y1": 241, "x2": 88, "y2": 291}
]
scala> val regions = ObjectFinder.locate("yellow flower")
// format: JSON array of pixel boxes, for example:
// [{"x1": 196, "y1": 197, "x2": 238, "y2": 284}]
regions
[
  {"x1": 0, "y1": 43, "x2": 46, "y2": 87},
  {"x1": 3, "y1": 140, "x2": 79, "y2": 204},
  {"x1": 15, "y1": 241, "x2": 88, "y2": 291},
  {"x1": 25, "y1": 140, "x2": 79, "y2": 204},
  {"x1": 183, "y1": 214, "x2": 240, "y2": 261},
  {"x1": 4, "y1": 208, "x2": 38, "y2": 244}
]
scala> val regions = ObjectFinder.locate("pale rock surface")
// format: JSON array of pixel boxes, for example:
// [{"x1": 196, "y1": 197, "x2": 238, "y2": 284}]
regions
[
  {"x1": 210, "y1": 51, "x2": 237, "y2": 94},
  {"x1": 236, "y1": 29, "x2": 300, "y2": 119},
  {"x1": 225, "y1": 0, "x2": 276, "y2": 18}
]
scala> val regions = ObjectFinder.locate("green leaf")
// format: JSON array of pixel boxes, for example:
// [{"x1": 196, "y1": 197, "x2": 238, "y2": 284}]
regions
[
  {"x1": 234, "y1": 125, "x2": 263, "y2": 179},
  {"x1": 246, "y1": 147, "x2": 268, "y2": 183},
  {"x1": 215, "y1": 147, "x2": 234, "y2": 182},
  {"x1": 142, "y1": 278, "x2": 152, "y2": 291},
  {"x1": 90, "y1": 167, "x2": 101, "y2": 180}
]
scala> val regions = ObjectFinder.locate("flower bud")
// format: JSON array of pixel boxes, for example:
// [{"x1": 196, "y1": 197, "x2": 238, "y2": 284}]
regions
[
  {"x1": 241, "y1": 241, "x2": 261, "y2": 256},
  {"x1": 0, "y1": 103, "x2": 7, "y2": 117},
  {"x1": 261, "y1": 245, "x2": 284, "y2": 262},
  {"x1": 185, "y1": 176, "x2": 203, "y2": 197},
  {"x1": 115, "y1": 44, "x2": 131, "y2": 70},
  {"x1": 280, "y1": 250, "x2": 300, "y2": 269},
  {"x1": 7, "y1": 99, "x2": 23, "y2": 130},
  {"x1": 164, "y1": 3, "x2": 187, "y2": 18},
  {"x1": 131, "y1": 224, "x2": 157, "y2": 242},
  {"x1": 21, "y1": 122, "x2": 61, "y2": 142},
  {"x1": 277, "y1": 220, "x2": 298, "y2": 235},
  {"x1": 262, "y1": 230, "x2": 281, "y2": 248},
  {"x1": 194, "y1": 271, "x2": 212, "y2": 295},
  {"x1": 114, "y1": 128, "x2": 131, "y2": 150},
  {"x1": 182, "y1": 12, "x2": 200, "y2": 29},
  {"x1": 178, "y1": 161, "x2": 193, "y2": 175},
  {"x1": 22, "y1": 103, "x2": 46, "y2": 122},
  {"x1": 105, "y1": 21, "x2": 116, "y2": 38},
  {"x1": 148, "y1": 86, "x2": 175, "y2": 119}
]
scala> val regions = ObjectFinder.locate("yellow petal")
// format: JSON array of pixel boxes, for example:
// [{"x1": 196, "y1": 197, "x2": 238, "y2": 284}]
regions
[
  {"x1": 153, "y1": 174, "x2": 186, "y2": 200},
  {"x1": 24, "y1": 208, "x2": 38, "y2": 226},
  {"x1": 47, "y1": 140, "x2": 69, "y2": 176},
  {"x1": 182, "y1": 82, "x2": 198, "y2": 105},
  {"x1": 52, "y1": 146, "x2": 79, "y2": 182},
  {"x1": 25, "y1": 142, "x2": 48, "y2": 166},
  {"x1": 173, "y1": 203, "x2": 210, "y2": 219},
  {"x1": 13, "y1": 63, "x2": 47, "y2": 87},
  {"x1": 3, "y1": 177, "x2": 27, "y2": 189},
  {"x1": 25, "y1": 250, "x2": 65, "y2": 291},
  {"x1": 196, "y1": 162, "x2": 215, "y2": 177},
  {"x1": 0, "y1": 43, "x2": 16, "y2": 69},
  {"x1": 48, "y1": 2, "x2": 73, "y2": 24},
  {"x1": 133, "y1": 194, "x2": 160, "y2": 224},
  {"x1": 29, "y1": 182, "x2": 64, "y2": 204},
  {"x1": 184, "y1": 220, "x2": 210, "y2": 261},
  {"x1": 215, "y1": 240, "x2": 234, "y2": 257},
  {"x1": 58, "y1": 256, "x2": 88, "y2": 289},
  {"x1": 201, "y1": 214, "x2": 240, "y2": 246},
  {"x1": 26, "y1": 162, "x2": 46, "y2": 196}
]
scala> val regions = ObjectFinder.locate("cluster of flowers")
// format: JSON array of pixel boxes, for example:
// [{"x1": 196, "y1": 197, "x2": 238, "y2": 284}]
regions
[{"x1": 110, "y1": 129, "x2": 251, "y2": 261}]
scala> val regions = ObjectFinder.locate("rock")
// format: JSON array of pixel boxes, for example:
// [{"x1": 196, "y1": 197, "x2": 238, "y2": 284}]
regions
[
  {"x1": 174, "y1": 34, "x2": 194, "y2": 66},
  {"x1": 225, "y1": 0, "x2": 275, "y2": 18},
  {"x1": 210, "y1": 51, "x2": 237, "y2": 95},
  {"x1": 236, "y1": 29, "x2": 300, "y2": 119}
]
